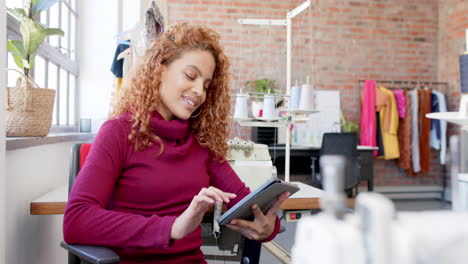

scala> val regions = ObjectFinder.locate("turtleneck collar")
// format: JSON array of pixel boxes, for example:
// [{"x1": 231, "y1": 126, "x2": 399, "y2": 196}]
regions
[{"x1": 150, "y1": 111, "x2": 189, "y2": 141}]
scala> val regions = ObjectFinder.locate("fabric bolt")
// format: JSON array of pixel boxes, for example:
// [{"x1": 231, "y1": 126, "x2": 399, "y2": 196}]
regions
[
  {"x1": 392, "y1": 89, "x2": 406, "y2": 118},
  {"x1": 63, "y1": 111, "x2": 280, "y2": 264},
  {"x1": 418, "y1": 89, "x2": 432, "y2": 174},
  {"x1": 378, "y1": 86, "x2": 400, "y2": 160},
  {"x1": 432, "y1": 90, "x2": 448, "y2": 164},
  {"x1": 375, "y1": 86, "x2": 392, "y2": 132},
  {"x1": 396, "y1": 91, "x2": 412, "y2": 170},
  {"x1": 408, "y1": 89, "x2": 421, "y2": 173},
  {"x1": 360, "y1": 80, "x2": 378, "y2": 157}
]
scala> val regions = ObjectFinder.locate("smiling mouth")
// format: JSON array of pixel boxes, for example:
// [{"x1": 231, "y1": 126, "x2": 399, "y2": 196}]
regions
[{"x1": 183, "y1": 97, "x2": 196, "y2": 106}]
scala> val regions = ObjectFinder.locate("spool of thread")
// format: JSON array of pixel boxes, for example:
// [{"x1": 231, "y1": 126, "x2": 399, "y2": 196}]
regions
[
  {"x1": 290, "y1": 84, "x2": 302, "y2": 110},
  {"x1": 262, "y1": 94, "x2": 276, "y2": 119},
  {"x1": 233, "y1": 94, "x2": 248, "y2": 119},
  {"x1": 299, "y1": 84, "x2": 314, "y2": 110},
  {"x1": 460, "y1": 54, "x2": 468, "y2": 94}
]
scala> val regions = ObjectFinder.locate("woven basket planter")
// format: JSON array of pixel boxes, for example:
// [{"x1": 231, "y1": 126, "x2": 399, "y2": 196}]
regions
[{"x1": 6, "y1": 69, "x2": 56, "y2": 137}]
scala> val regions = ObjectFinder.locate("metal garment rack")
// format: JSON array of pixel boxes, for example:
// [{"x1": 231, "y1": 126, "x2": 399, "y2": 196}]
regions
[
  {"x1": 358, "y1": 79, "x2": 449, "y2": 88},
  {"x1": 358, "y1": 79, "x2": 449, "y2": 200}
]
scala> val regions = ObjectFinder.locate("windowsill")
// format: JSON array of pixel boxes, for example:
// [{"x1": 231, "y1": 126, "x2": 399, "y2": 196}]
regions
[{"x1": 6, "y1": 132, "x2": 96, "y2": 151}]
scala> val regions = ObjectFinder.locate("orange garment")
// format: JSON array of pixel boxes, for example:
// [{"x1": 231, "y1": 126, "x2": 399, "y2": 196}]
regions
[
  {"x1": 375, "y1": 86, "x2": 391, "y2": 131},
  {"x1": 397, "y1": 91, "x2": 412, "y2": 170},
  {"x1": 418, "y1": 89, "x2": 431, "y2": 174}
]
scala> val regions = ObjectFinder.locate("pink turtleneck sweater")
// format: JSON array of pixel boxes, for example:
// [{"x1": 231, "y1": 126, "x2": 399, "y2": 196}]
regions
[{"x1": 63, "y1": 112, "x2": 279, "y2": 264}]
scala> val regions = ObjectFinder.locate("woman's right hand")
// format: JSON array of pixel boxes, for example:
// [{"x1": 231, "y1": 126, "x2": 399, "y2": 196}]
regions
[{"x1": 170, "y1": 186, "x2": 236, "y2": 240}]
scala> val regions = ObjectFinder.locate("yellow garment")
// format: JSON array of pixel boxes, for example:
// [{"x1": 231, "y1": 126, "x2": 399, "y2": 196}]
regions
[
  {"x1": 379, "y1": 86, "x2": 400, "y2": 160},
  {"x1": 113, "y1": 77, "x2": 123, "y2": 107}
]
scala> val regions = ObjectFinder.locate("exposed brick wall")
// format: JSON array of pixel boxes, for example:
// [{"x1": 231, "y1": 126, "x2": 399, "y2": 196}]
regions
[{"x1": 165, "y1": 0, "x2": 457, "y2": 187}]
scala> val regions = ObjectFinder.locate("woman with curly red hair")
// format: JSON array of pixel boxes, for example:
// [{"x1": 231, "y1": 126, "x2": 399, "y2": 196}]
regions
[{"x1": 63, "y1": 23, "x2": 288, "y2": 263}]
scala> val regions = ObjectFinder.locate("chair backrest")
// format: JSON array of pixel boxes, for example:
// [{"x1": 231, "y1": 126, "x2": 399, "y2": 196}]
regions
[
  {"x1": 68, "y1": 143, "x2": 92, "y2": 194},
  {"x1": 320, "y1": 133, "x2": 360, "y2": 190}
]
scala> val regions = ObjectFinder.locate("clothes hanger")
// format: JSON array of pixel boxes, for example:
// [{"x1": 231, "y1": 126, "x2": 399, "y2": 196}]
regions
[{"x1": 114, "y1": 24, "x2": 144, "y2": 46}]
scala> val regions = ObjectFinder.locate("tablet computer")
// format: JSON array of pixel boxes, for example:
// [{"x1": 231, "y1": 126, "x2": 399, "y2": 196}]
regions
[{"x1": 217, "y1": 178, "x2": 300, "y2": 225}]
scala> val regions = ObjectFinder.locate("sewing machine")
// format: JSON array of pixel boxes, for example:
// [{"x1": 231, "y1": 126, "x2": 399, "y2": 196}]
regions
[
  {"x1": 227, "y1": 137, "x2": 274, "y2": 190},
  {"x1": 292, "y1": 155, "x2": 468, "y2": 264}
]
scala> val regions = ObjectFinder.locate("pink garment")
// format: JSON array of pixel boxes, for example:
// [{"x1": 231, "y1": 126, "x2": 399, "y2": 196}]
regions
[
  {"x1": 392, "y1": 89, "x2": 406, "y2": 118},
  {"x1": 360, "y1": 80, "x2": 378, "y2": 157}
]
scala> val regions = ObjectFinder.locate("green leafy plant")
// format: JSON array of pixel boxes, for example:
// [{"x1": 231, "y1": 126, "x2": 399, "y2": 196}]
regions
[
  {"x1": 340, "y1": 112, "x2": 359, "y2": 133},
  {"x1": 7, "y1": 0, "x2": 64, "y2": 77},
  {"x1": 245, "y1": 78, "x2": 276, "y2": 101}
]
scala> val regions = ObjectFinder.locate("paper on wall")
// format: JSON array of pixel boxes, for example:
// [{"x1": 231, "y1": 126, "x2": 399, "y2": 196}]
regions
[{"x1": 293, "y1": 90, "x2": 341, "y2": 147}]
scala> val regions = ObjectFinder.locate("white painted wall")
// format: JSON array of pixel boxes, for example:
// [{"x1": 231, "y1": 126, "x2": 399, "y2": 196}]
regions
[
  {"x1": 78, "y1": 0, "x2": 118, "y2": 124},
  {"x1": 79, "y1": 0, "x2": 140, "y2": 132},
  {"x1": 5, "y1": 142, "x2": 83, "y2": 264},
  {"x1": 1, "y1": 1, "x2": 7, "y2": 264}
]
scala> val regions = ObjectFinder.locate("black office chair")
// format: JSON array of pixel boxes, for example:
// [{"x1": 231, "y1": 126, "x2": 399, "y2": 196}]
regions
[
  {"x1": 61, "y1": 143, "x2": 262, "y2": 264},
  {"x1": 311, "y1": 133, "x2": 361, "y2": 197}
]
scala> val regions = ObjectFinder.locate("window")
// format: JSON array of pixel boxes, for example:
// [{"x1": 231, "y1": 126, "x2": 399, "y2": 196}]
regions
[{"x1": 6, "y1": 0, "x2": 79, "y2": 131}]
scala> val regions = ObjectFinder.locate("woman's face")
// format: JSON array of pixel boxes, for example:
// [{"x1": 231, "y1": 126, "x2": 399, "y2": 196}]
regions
[{"x1": 158, "y1": 49, "x2": 216, "y2": 121}]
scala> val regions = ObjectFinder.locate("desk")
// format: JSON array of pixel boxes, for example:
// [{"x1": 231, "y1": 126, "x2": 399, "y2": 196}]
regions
[
  {"x1": 269, "y1": 145, "x2": 377, "y2": 191},
  {"x1": 30, "y1": 182, "x2": 353, "y2": 215}
]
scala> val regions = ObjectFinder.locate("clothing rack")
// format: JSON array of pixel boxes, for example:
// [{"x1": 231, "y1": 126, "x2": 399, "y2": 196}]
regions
[
  {"x1": 358, "y1": 79, "x2": 449, "y2": 88},
  {"x1": 358, "y1": 79, "x2": 449, "y2": 200}
]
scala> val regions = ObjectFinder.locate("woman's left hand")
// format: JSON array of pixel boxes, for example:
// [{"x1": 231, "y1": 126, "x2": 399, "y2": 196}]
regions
[{"x1": 226, "y1": 192, "x2": 290, "y2": 241}]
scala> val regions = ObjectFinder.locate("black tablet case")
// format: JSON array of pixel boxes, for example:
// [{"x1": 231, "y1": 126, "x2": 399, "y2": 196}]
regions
[{"x1": 217, "y1": 178, "x2": 300, "y2": 225}]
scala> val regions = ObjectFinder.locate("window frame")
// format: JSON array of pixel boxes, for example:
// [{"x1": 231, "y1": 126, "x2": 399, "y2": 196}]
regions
[{"x1": 6, "y1": 0, "x2": 80, "y2": 133}]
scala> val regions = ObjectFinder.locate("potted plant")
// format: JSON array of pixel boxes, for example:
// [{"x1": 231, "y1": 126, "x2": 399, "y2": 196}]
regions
[
  {"x1": 6, "y1": 0, "x2": 64, "y2": 137},
  {"x1": 340, "y1": 112, "x2": 359, "y2": 133},
  {"x1": 245, "y1": 78, "x2": 276, "y2": 118}
]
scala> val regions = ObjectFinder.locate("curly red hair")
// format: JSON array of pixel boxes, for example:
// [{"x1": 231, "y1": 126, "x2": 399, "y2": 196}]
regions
[{"x1": 112, "y1": 23, "x2": 231, "y2": 159}]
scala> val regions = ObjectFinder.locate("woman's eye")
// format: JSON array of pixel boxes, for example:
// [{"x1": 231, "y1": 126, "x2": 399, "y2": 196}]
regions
[{"x1": 185, "y1": 73, "x2": 195, "y2": 80}]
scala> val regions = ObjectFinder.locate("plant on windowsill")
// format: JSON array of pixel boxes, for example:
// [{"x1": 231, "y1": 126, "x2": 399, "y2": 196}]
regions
[
  {"x1": 6, "y1": 0, "x2": 64, "y2": 137},
  {"x1": 245, "y1": 78, "x2": 276, "y2": 118}
]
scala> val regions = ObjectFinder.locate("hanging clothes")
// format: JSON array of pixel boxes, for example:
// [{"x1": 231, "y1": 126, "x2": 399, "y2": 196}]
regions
[
  {"x1": 376, "y1": 112, "x2": 385, "y2": 156},
  {"x1": 418, "y1": 89, "x2": 432, "y2": 174},
  {"x1": 111, "y1": 43, "x2": 131, "y2": 78},
  {"x1": 392, "y1": 89, "x2": 406, "y2": 118},
  {"x1": 408, "y1": 89, "x2": 421, "y2": 173},
  {"x1": 430, "y1": 90, "x2": 448, "y2": 164},
  {"x1": 360, "y1": 80, "x2": 378, "y2": 156},
  {"x1": 377, "y1": 86, "x2": 400, "y2": 160},
  {"x1": 397, "y1": 90, "x2": 412, "y2": 170},
  {"x1": 375, "y1": 85, "x2": 392, "y2": 132},
  {"x1": 145, "y1": 0, "x2": 165, "y2": 45}
]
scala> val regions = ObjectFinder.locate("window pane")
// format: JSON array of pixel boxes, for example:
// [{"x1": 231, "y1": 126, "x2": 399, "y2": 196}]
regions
[
  {"x1": 34, "y1": 56, "x2": 46, "y2": 88},
  {"x1": 40, "y1": 8, "x2": 47, "y2": 25},
  {"x1": 70, "y1": 14, "x2": 76, "y2": 60},
  {"x1": 6, "y1": 0, "x2": 23, "y2": 8},
  {"x1": 61, "y1": 4, "x2": 69, "y2": 55},
  {"x1": 7, "y1": 54, "x2": 22, "y2": 87},
  {"x1": 59, "y1": 68, "x2": 68, "y2": 125},
  {"x1": 69, "y1": 74, "x2": 76, "y2": 125},
  {"x1": 48, "y1": 3, "x2": 59, "y2": 48},
  {"x1": 70, "y1": 0, "x2": 76, "y2": 11},
  {"x1": 48, "y1": 63, "x2": 58, "y2": 125}
]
